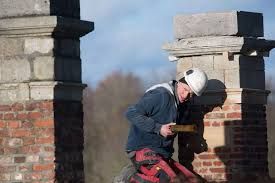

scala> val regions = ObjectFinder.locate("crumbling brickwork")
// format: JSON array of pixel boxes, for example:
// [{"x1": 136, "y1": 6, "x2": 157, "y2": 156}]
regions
[
  {"x1": 0, "y1": 101, "x2": 55, "y2": 182},
  {"x1": 0, "y1": 101, "x2": 85, "y2": 182},
  {"x1": 187, "y1": 104, "x2": 268, "y2": 181}
]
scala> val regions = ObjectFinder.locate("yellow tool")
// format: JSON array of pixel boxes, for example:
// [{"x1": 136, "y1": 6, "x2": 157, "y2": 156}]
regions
[{"x1": 170, "y1": 125, "x2": 197, "y2": 133}]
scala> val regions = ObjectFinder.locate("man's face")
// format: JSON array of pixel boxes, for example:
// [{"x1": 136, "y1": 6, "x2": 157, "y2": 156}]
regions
[{"x1": 177, "y1": 82, "x2": 194, "y2": 103}]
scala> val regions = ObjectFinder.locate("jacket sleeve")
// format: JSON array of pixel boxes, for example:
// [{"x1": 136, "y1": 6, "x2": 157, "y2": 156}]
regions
[{"x1": 125, "y1": 90, "x2": 166, "y2": 134}]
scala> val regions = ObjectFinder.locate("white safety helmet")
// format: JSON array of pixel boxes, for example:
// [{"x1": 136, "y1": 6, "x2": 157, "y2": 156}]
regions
[{"x1": 176, "y1": 68, "x2": 208, "y2": 96}]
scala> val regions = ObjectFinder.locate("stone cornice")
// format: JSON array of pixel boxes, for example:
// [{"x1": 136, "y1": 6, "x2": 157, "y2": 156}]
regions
[
  {"x1": 0, "y1": 16, "x2": 94, "y2": 38},
  {"x1": 162, "y1": 36, "x2": 275, "y2": 58}
]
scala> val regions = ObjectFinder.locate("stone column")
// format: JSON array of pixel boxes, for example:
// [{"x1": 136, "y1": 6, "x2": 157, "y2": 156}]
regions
[
  {"x1": 0, "y1": 1, "x2": 93, "y2": 182},
  {"x1": 163, "y1": 11, "x2": 275, "y2": 182}
]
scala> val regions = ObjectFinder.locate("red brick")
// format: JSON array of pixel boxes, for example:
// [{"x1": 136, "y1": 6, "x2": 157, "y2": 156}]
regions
[
  {"x1": 40, "y1": 102, "x2": 54, "y2": 111},
  {"x1": 7, "y1": 121, "x2": 21, "y2": 128},
  {"x1": 3, "y1": 113, "x2": 15, "y2": 120},
  {"x1": 204, "y1": 121, "x2": 210, "y2": 127},
  {"x1": 25, "y1": 172, "x2": 42, "y2": 180},
  {"x1": 198, "y1": 168, "x2": 208, "y2": 173},
  {"x1": 203, "y1": 161, "x2": 212, "y2": 166},
  {"x1": 222, "y1": 105, "x2": 231, "y2": 111},
  {"x1": 198, "y1": 154, "x2": 217, "y2": 160},
  {"x1": 232, "y1": 104, "x2": 241, "y2": 111},
  {"x1": 33, "y1": 163, "x2": 54, "y2": 171},
  {"x1": 14, "y1": 156, "x2": 26, "y2": 163},
  {"x1": 205, "y1": 113, "x2": 225, "y2": 119},
  {"x1": 0, "y1": 121, "x2": 6, "y2": 128},
  {"x1": 16, "y1": 113, "x2": 28, "y2": 120},
  {"x1": 11, "y1": 129, "x2": 31, "y2": 137},
  {"x1": 192, "y1": 162, "x2": 202, "y2": 167},
  {"x1": 0, "y1": 130, "x2": 9, "y2": 137},
  {"x1": 28, "y1": 112, "x2": 42, "y2": 119},
  {"x1": 25, "y1": 102, "x2": 39, "y2": 111},
  {"x1": 36, "y1": 137, "x2": 54, "y2": 144},
  {"x1": 226, "y1": 112, "x2": 242, "y2": 119},
  {"x1": 11, "y1": 103, "x2": 24, "y2": 111},
  {"x1": 209, "y1": 167, "x2": 226, "y2": 173},
  {"x1": 211, "y1": 121, "x2": 220, "y2": 127},
  {"x1": 23, "y1": 137, "x2": 35, "y2": 146},
  {"x1": 34, "y1": 129, "x2": 54, "y2": 137},
  {"x1": 20, "y1": 146, "x2": 41, "y2": 154},
  {"x1": 213, "y1": 161, "x2": 223, "y2": 166},
  {"x1": 0, "y1": 105, "x2": 11, "y2": 111},
  {"x1": 34, "y1": 119, "x2": 54, "y2": 128}
]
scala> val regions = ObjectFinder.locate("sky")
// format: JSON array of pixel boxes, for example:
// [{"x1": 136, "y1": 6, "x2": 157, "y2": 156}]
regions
[{"x1": 79, "y1": 0, "x2": 275, "y2": 88}]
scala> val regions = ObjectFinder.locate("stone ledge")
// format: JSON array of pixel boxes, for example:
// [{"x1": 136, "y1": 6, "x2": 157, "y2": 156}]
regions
[
  {"x1": 193, "y1": 88, "x2": 270, "y2": 105},
  {"x1": 174, "y1": 11, "x2": 263, "y2": 39},
  {"x1": 0, "y1": 16, "x2": 94, "y2": 38},
  {"x1": 163, "y1": 36, "x2": 275, "y2": 58},
  {"x1": 29, "y1": 81, "x2": 86, "y2": 101},
  {"x1": 0, "y1": 82, "x2": 86, "y2": 103}
]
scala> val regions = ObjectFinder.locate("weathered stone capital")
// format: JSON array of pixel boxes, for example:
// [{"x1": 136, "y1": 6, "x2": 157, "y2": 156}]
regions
[
  {"x1": 162, "y1": 36, "x2": 275, "y2": 58},
  {"x1": 0, "y1": 16, "x2": 94, "y2": 38}
]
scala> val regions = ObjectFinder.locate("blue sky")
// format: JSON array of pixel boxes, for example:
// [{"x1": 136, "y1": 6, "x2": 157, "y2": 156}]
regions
[{"x1": 80, "y1": 0, "x2": 275, "y2": 88}]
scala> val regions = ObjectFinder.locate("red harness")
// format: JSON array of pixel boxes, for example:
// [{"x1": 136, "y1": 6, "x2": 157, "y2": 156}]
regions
[{"x1": 130, "y1": 148, "x2": 198, "y2": 183}]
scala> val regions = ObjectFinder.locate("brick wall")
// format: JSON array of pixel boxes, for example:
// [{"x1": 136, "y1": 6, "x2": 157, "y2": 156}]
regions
[
  {"x1": 178, "y1": 104, "x2": 268, "y2": 182},
  {"x1": 0, "y1": 100, "x2": 84, "y2": 182}
]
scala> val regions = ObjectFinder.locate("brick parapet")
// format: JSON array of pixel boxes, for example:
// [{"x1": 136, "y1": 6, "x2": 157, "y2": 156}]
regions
[
  {"x1": 179, "y1": 103, "x2": 268, "y2": 182},
  {"x1": 0, "y1": 100, "x2": 84, "y2": 182}
]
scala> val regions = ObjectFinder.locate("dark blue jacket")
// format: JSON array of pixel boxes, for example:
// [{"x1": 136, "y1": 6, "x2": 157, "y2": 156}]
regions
[{"x1": 125, "y1": 81, "x2": 189, "y2": 158}]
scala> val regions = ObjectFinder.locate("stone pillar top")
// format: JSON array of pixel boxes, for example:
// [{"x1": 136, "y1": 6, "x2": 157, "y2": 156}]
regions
[
  {"x1": 174, "y1": 11, "x2": 263, "y2": 39},
  {"x1": 163, "y1": 11, "x2": 275, "y2": 58},
  {"x1": 0, "y1": 0, "x2": 80, "y2": 19}
]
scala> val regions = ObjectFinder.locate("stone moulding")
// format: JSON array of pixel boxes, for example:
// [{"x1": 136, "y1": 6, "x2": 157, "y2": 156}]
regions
[
  {"x1": 162, "y1": 36, "x2": 275, "y2": 58},
  {"x1": 0, "y1": 16, "x2": 94, "y2": 38},
  {"x1": 0, "y1": 81, "x2": 87, "y2": 103}
]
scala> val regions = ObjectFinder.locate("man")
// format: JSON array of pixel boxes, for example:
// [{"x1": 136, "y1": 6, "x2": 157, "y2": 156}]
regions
[{"x1": 125, "y1": 68, "x2": 208, "y2": 183}]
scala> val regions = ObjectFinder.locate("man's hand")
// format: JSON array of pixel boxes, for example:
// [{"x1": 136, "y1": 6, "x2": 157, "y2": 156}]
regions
[{"x1": 160, "y1": 123, "x2": 176, "y2": 138}]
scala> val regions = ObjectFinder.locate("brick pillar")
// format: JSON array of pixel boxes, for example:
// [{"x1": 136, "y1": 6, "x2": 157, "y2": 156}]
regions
[
  {"x1": 163, "y1": 11, "x2": 275, "y2": 182},
  {"x1": 0, "y1": 1, "x2": 93, "y2": 182}
]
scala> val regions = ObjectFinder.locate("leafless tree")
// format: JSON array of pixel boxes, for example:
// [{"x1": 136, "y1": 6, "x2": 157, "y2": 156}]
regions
[{"x1": 84, "y1": 71, "x2": 143, "y2": 183}]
